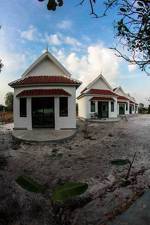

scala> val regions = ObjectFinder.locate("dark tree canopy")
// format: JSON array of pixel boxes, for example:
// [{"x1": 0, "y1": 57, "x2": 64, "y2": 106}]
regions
[{"x1": 38, "y1": 0, "x2": 150, "y2": 74}]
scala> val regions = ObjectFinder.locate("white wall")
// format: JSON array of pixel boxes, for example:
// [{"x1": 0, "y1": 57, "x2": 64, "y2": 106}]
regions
[
  {"x1": 109, "y1": 98, "x2": 118, "y2": 118},
  {"x1": 13, "y1": 86, "x2": 76, "y2": 130},
  {"x1": 78, "y1": 95, "x2": 118, "y2": 119},
  {"x1": 26, "y1": 57, "x2": 66, "y2": 77},
  {"x1": 77, "y1": 96, "x2": 91, "y2": 119},
  {"x1": 13, "y1": 96, "x2": 32, "y2": 130},
  {"x1": 135, "y1": 105, "x2": 138, "y2": 114}
]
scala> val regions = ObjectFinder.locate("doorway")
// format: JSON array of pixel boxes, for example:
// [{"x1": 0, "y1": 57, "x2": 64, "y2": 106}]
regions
[
  {"x1": 32, "y1": 97, "x2": 55, "y2": 128},
  {"x1": 119, "y1": 103, "x2": 125, "y2": 115},
  {"x1": 98, "y1": 102, "x2": 109, "y2": 118}
]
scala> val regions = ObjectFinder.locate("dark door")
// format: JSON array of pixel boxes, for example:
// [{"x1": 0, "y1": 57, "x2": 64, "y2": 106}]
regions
[
  {"x1": 32, "y1": 97, "x2": 55, "y2": 128},
  {"x1": 129, "y1": 105, "x2": 132, "y2": 114},
  {"x1": 98, "y1": 102, "x2": 109, "y2": 118},
  {"x1": 119, "y1": 103, "x2": 125, "y2": 115}
]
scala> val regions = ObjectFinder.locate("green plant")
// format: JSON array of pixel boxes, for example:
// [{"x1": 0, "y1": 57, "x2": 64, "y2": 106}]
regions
[
  {"x1": 16, "y1": 176, "x2": 45, "y2": 193},
  {"x1": 16, "y1": 176, "x2": 88, "y2": 225},
  {"x1": 111, "y1": 159, "x2": 130, "y2": 166},
  {"x1": 52, "y1": 182, "x2": 88, "y2": 203},
  {"x1": 111, "y1": 152, "x2": 137, "y2": 184}
]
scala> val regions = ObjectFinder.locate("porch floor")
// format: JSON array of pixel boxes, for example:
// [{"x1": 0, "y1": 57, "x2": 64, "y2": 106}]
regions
[{"x1": 12, "y1": 128, "x2": 76, "y2": 142}]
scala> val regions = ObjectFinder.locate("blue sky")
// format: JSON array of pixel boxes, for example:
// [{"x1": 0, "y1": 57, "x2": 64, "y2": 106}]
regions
[{"x1": 0, "y1": 0, "x2": 149, "y2": 105}]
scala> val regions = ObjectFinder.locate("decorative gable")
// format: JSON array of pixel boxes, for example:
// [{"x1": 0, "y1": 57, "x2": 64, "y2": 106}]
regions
[
  {"x1": 114, "y1": 87, "x2": 127, "y2": 97},
  {"x1": 90, "y1": 76, "x2": 112, "y2": 90},
  {"x1": 82, "y1": 74, "x2": 113, "y2": 94},
  {"x1": 22, "y1": 51, "x2": 71, "y2": 78}
]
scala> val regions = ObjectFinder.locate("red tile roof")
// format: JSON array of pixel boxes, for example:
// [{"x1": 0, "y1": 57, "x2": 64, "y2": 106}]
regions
[
  {"x1": 17, "y1": 89, "x2": 71, "y2": 97},
  {"x1": 118, "y1": 101, "x2": 127, "y2": 104},
  {"x1": 90, "y1": 97, "x2": 114, "y2": 101},
  {"x1": 117, "y1": 95, "x2": 129, "y2": 101},
  {"x1": 10, "y1": 76, "x2": 81, "y2": 87},
  {"x1": 87, "y1": 89, "x2": 117, "y2": 96}
]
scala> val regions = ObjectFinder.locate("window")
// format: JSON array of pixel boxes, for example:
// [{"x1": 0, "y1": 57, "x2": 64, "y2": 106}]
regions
[
  {"x1": 20, "y1": 98, "x2": 27, "y2": 117},
  {"x1": 111, "y1": 101, "x2": 114, "y2": 112},
  {"x1": 126, "y1": 103, "x2": 128, "y2": 110},
  {"x1": 59, "y1": 97, "x2": 68, "y2": 117},
  {"x1": 91, "y1": 101, "x2": 95, "y2": 112}
]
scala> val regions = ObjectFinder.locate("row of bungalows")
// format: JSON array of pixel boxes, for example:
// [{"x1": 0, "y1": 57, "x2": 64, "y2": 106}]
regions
[
  {"x1": 9, "y1": 51, "x2": 138, "y2": 131},
  {"x1": 77, "y1": 74, "x2": 138, "y2": 120}
]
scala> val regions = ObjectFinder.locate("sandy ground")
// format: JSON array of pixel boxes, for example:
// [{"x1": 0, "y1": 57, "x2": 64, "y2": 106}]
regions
[{"x1": 1, "y1": 114, "x2": 150, "y2": 225}]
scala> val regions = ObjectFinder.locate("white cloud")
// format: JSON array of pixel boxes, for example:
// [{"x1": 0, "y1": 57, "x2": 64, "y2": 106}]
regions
[
  {"x1": 64, "y1": 36, "x2": 81, "y2": 47},
  {"x1": 46, "y1": 34, "x2": 62, "y2": 45},
  {"x1": 20, "y1": 25, "x2": 40, "y2": 41},
  {"x1": 20, "y1": 25, "x2": 82, "y2": 48},
  {"x1": 0, "y1": 51, "x2": 27, "y2": 104},
  {"x1": 53, "y1": 43, "x2": 121, "y2": 93},
  {"x1": 57, "y1": 20, "x2": 72, "y2": 30},
  {"x1": 45, "y1": 33, "x2": 82, "y2": 48},
  {"x1": 128, "y1": 64, "x2": 137, "y2": 72}
]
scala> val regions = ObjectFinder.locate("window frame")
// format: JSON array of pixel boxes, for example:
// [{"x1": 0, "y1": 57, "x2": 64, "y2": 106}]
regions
[
  {"x1": 20, "y1": 98, "x2": 27, "y2": 117},
  {"x1": 59, "y1": 97, "x2": 68, "y2": 117}
]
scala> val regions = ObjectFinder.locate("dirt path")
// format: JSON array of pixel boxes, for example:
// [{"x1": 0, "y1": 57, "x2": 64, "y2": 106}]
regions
[{"x1": 0, "y1": 115, "x2": 150, "y2": 225}]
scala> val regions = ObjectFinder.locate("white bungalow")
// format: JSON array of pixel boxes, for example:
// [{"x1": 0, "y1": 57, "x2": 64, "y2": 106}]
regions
[
  {"x1": 9, "y1": 51, "x2": 81, "y2": 130},
  {"x1": 127, "y1": 94, "x2": 138, "y2": 114},
  {"x1": 77, "y1": 74, "x2": 118, "y2": 120},
  {"x1": 113, "y1": 87, "x2": 130, "y2": 115},
  {"x1": 77, "y1": 74, "x2": 138, "y2": 120}
]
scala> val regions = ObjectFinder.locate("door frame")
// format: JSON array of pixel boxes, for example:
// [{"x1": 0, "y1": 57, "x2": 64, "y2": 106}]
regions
[
  {"x1": 119, "y1": 103, "x2": 125, "y2": 115},
  {"x1": 98, "y1": 101, "x2": 109, "y2": 118},
  {"x1": 31, "y1": 97, "x2": 55, "y2": 128}
]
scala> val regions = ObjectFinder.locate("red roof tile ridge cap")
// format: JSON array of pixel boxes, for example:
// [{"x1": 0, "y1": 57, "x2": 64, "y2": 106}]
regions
[
  {"x1": 23, "y1": 75, "x2": 81, "y2": 83},
  {"x1": 88, "y1": 88, "x2": 117, "y2": 94},
  {"x1": 117, "y1": 94, "x2": 130, "y2": 100}
]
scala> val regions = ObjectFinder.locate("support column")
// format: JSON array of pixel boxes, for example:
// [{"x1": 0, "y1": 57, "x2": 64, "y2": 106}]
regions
[
  {"x1": 27, "y1": 98, "x2": 32, "y2": 130},
  {"x1": 54, "y1": 97, "x2": 60, "y2": 130}
]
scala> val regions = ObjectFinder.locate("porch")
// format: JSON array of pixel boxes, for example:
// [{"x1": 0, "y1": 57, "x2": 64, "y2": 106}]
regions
[
  {"x1": 88, "y1": 117, "x2": 120, "y2": 122},
  {"x1": 89, "y1": 96, "x2": 117, "y2": 119},
  {"x1": 12, "y1": 128, "x2": 76, "y2": 142}
]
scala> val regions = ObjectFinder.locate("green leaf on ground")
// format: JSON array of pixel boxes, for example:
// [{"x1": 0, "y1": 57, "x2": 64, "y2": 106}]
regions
[
  {"x1": 111, "y1": 159, "x2": 130, "y2": 166},
  {"x1": 52, "y1": 181, "x2": 88, "y2": 203},
  {"x1": 16, "y1": 176, "x2": 45, "y2": 193}
]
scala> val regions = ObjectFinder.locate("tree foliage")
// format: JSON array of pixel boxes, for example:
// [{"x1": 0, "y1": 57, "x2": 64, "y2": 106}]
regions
[
  {"x1": 38, "y1": 0, "x2": 150, "y2": 74},
  {"x1": 5, "y1": 92, "x2": 13, "y2": 112},
  {"x1": 0, "y1": 59, "x2": 3, "y2": 72}
]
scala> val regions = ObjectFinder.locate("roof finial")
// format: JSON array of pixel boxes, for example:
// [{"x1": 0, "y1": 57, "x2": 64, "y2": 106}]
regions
[{"x1": 46, "y1": 43, "x2": 49, "y2": 53}]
